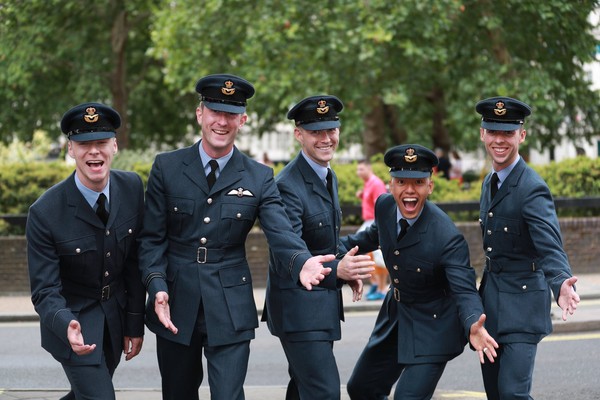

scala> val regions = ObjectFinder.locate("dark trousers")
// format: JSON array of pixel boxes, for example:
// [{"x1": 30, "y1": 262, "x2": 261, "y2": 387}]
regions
[
  {"x1": 481, "y1": 342, "x2": 537, "y2": 400},
  {"x1": 61, "y1": 322, "x2": 118, "y2": 400},
  {"x1": 280, "y1": 338, "x2": 340, "y2": 400},
  {"x1": 156, "y1": 327, "x2": 250, "y2": 400},
  {"x1": 347, "y1": 325, "x2": 446, "y2": 400}
]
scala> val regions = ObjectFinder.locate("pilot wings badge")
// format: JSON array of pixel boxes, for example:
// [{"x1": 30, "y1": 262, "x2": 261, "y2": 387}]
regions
[{"x1": 227, "y1": 187, "x2": 255, "y2": 198}]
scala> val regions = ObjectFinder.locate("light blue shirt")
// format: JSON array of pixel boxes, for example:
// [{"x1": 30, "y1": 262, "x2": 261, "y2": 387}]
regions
[
  {"x1": 198, "y1": 140, "x2": 234, "y2": 179},
  {"x1": 300, "y1": 151, "x2": 330, "y2": 188},
  {"x1": 493, "y1": 156, "x2": 521, "y2": 189},
  {"x1": 74, "y1": 173, "x2": 110, "y2": 212}
]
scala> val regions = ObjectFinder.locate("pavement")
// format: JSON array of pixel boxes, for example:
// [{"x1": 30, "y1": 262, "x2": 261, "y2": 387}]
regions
[{"x1": 1, "y1": 273, "x2": 599, "y2": 400}]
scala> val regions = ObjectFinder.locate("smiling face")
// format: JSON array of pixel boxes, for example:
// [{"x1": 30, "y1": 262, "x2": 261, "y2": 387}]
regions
[
  {"x1": 197, "y1": 103, "x2": 247, "y2": 158},
  {"x1": 68, "y1": 138, "x2": 117, "y2": 192},
  {"x1": 389, "y1": 176, "x2": 433, "y2": 219},
  {"x1": 294, "y1": 126, "x2": 339, "y2": 166},
  {"x1": 480, "y1": 127, "x2": 526, "y2": 171}
]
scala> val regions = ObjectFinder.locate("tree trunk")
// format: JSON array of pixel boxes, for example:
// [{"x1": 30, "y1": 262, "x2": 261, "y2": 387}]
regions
[
  {"x1": 427, "y1": 86, "x2": 451, "y2": 151},
  {"x1": 361, "y1": 96, "x2": 407, "y2": 159},
  {"x1": 111, "y1": 7, "x2": 130, "y2": 149}
]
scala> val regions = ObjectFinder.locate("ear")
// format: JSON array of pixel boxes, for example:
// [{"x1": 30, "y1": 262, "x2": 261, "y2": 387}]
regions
[
  {"x1": 428, "y1": 178, "x2": 434, "y2": 195},
  {"x1": 67, "y1": 141, "x2": 75, "y2": 159},
  {"x1": 196, "y1": 106, "x2": 203, "y2": 124},
  {"x1": 113, "y1": 138, "x2": 118, "y2": 154},
  {"x1": 479, "y1": 128, "x2": 485, "y2": 142},
  {"x1": 239, "y1": 113, "x2": 248, "y2": 127},
  {"x1": 519, "y1": 128, "x2": 527, "y2": 143}
]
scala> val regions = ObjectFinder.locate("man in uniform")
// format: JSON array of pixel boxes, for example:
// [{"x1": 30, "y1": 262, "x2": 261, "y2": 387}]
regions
[
  {"x1": 476, "y1": 96, "x2": 580, "y2": 399},
  {"x1": 138, "y1": 74, "x2": 336, "y2": 400},
  {"x1": 27, "y1": 103, "x2": 146, "y2": 400},
  {"x1": 262, "y1": 95, "x2": 375, "y2": 399},
  {"x1": 342, "y1": 144, "x2": 498, "y2": 400}
]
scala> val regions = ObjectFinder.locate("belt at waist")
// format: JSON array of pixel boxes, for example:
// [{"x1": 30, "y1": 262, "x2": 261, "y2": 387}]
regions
[
  {"x1": 392, "y1": 286, "x2": 448, "y2": 304},
  {"x1": 485, "y1": 257, "x2": 536, "y2": 273},
  {"x1": 61, "y1": 279, "x2": 121, "y2": 301},
  {"x1": 168, "y1": 240, "x2": 245, "y2": 264}
]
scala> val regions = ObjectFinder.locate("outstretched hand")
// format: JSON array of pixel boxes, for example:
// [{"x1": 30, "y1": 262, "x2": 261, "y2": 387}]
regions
[
  {"x1": 67, "y1": 319, "x2": 96, "y2": 356},
  {"x1": 469, "y1": 314, "x2": 499, "y2": 364},
  {"x1": 299, "y1": 254, "x2": 334, "y2": 290},
  {"x1": 336, "y1": 246, "x2": 375, "y2": 282},
  {"x1": 154, "y1": 291, "x2": 178, "y2": 334},
  {"x1": 558, "y1": 276, "x2": 580, "y2": 321}
]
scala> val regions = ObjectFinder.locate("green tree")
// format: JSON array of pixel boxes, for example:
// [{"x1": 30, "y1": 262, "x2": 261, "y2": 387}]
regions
[
  {"x1": 0, "y1": 0, "x2": 192, "y2": 149},
  {"x1": 150, "y1": 0, "x2": 600, "y2": 156},
  {"x1": 1, "y1": 0, "x2": 598, "y2": 157}
]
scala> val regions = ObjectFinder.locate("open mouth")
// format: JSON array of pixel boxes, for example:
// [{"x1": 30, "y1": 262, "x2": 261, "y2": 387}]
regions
[
  {"x1": 86, "y1": 160, "x2": 104, "y2": 170},
  {"x1": 402, "y1": 198, "x2": 418, "y2": 212}
]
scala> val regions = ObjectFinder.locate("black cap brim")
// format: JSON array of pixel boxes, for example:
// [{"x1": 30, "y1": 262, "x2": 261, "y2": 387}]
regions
[
  {"x1": 299, "y1": 120, "x2": 341, "y2": 131},
  {"x1": 69, "y1": 131, "x2": 116, "y2": 142},
  {"x1": 481, "y1": 120, "x2": 522, "y2": 131},
  {"x1": 203, "y1": 100, "x2": 246, "y2": 114}
]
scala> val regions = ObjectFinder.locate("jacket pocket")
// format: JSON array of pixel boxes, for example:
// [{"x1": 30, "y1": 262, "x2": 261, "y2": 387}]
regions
[
  {"x1": 56, "y1": 235, "x2": 97, "y2": 279},
  {"x1": 496, "y1": 271, "x2": 550, "y2": 335},
  {"x1": 411, "y1": 298, "x2": 466, "y2": 357},
  {"x1": 281, "y1": 287, "x2": 338, "y2": 333},
  {"x1": 219, "y1": 264, "x2": 258, "y2": 331}
]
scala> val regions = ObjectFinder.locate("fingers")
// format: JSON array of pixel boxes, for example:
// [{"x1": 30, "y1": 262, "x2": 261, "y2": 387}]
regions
[
  {"x1": 154, "y1": 294, "x2": 178, "y2": 334},
  {"x1": 124, "y1": 337, "x2": 144, "y2": 361}
]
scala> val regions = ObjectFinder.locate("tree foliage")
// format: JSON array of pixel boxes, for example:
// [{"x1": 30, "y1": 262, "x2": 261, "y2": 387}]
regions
[{"x1": 1, "y1": 0, "x2": 599, "y2": 157}]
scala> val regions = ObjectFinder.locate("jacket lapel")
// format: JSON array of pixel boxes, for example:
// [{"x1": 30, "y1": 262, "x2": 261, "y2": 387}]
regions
[{"x1": 66, "y1": 174, "x2": 105, "y2": 229}]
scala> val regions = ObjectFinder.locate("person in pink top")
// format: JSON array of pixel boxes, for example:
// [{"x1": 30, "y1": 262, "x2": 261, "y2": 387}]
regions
[{"x1": 356, "y1": 159, "x2": 389, "y2": 300}]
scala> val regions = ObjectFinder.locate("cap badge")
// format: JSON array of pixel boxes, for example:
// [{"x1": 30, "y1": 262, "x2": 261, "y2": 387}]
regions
[
  {"x1": 404, "y1": 148, "x2": 417, "y2": 163},
  {"x1": 494, "y1": 101, "x2": 507, "y2": 116},
  {"x1": 83, "y1": 107, "x2": 99, "y2": 124},
  {"x1": 221, "y1": 80, "x2": 236, "y2": 96},
  {"x1": 316, "y1": 99, "x2": 330, "y2": 115}
]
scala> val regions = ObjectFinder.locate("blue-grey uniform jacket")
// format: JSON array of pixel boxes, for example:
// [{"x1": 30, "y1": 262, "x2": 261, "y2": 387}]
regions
[
  {"x1": 262, "y1": 153, "x2": 344, "y2": 342},
  {"x1": 479, "y1": 157, "x2": 573, "y2": 344},
  {"x1": 341, "y1": 195, "x2": 483, "y2": 364},
  {"x1": 27, "y1": 171, "x2": 146, "y2": 365},
  {"x1": 138, "y1": 143, "x2": 313, "y2": 347}
]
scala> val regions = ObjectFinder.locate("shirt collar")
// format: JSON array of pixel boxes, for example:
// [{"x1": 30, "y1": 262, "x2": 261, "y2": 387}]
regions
[
  {"x1": 300, "y1": 151, "x2": 330, "y2": 184},
  {"x1": 74, "y1": 173, "x2": 110, "y2": 210},
  {"x1": 199, "y1": 140, "x2": 234, "y2": 175},
  {"x1": 493, "y1": 156, "x2": 521, "y2": 186}
]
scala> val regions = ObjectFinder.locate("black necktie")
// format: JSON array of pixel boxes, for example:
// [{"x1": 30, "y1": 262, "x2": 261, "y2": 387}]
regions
[
  {"x1": 326, "y1": 168, "x2": 334, "y2": 200},
  {"x1": 397, "y1": 218, "x2": 410, "y2": 242},
  {"x1": 490, "y1": 172, "x2": 499, "y2": 199},
  {"x1": 96, "y1": 193, "x2": 109, "y2": 225},
  {"x1": 207, "y1": 159, "x2": 218, "y2": 189}
]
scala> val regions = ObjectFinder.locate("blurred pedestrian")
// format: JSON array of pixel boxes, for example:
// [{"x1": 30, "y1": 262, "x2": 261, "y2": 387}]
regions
[{"x1": 356, "y1": 158, "x2": 389, "y2": 301}]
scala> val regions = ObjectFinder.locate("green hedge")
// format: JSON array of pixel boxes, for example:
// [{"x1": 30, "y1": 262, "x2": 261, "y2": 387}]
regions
[{"x1": 1, "y1": 155, "x2": 599, "y2": 235}]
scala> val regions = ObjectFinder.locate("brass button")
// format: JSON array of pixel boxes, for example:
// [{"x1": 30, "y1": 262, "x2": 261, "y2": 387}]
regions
[
  {"x1": 394, "y1": 250, "x2": 400, "y2": 255},
  {"x1": 488, "y1": 212, "x2": 494, "y2": 218},
  {"x1": 487, "y1": 230, "x2": 492, "y2": 235},
  {"x1": 104, "y1": 271, "x2": 109, "y2": 277},
  {"x1": 200, "y1": 237, "x2": 207, "y2": 244},
  {"x1": 128, "y1": 228, "x2": 133, "y2": 234},
  {"x1": 207, "y1": 198, "x2": 213, "y2": 204},
  {"x1": 522, "y1": 285, "x2": 527, "y2": 290},
  {"x1": 393, "y1": 265, "x2": 398, "y2": 270},
  {"x1": 75, "y1": 248, "x2": 81, "y2": 254},
  {"x1": 204, "y1": 217, "x2": 211, "y2": 224},
  {"x1": 478, "y1": 218, "x2": 482, "y2": 223},
  {"x1": 319, "y1": 222, "x2": 323, "y2": 227},
  {"x1": 105, "y1": 230, "x2": 110, "y2": 236},
  {"x1": 416, "y1": 268, "x2": 421, "y2": 273},
  {"x1": 433, "y1": 314, "x2": 437, "y2": 319},
  {"x1": 486, "y1": 247, "x2": 492, "y2": 252},
  {"x1": 106, "y1": 252, "x2": 111, "y2": 258},
  {"x1": 173, "y1": 207, "x2": 178, "y2": 212},
  {"x1": 242, "y1": 276, "x2": 247, "y2": 282},
  {"x1": 504, "y1": 227, "x2": 509, "y2": 232},
  {"x1": 393, "y1": 278, "x2": 399, "y2": 284},
  {"x1": 236, "y1": 213, "x2": 242, "y2": 219}
]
